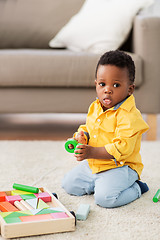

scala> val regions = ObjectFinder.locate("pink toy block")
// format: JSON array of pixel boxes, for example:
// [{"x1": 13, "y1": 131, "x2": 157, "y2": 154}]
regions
[
  {"x1": 5, "y1": 195, "x2": 22, "y2": 205},
  {"x1": 51, "y1": 212, "x2": 69, "y2": 219},
  {"x1": 34, "y1": 192, "x2": 51, "y2": 202}
]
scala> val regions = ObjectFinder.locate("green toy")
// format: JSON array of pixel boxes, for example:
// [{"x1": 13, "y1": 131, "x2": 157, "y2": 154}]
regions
[
  {"x1": 153, "y1": 189, "x2": 160, "y2": 202},
  {"x1": 65, "y1": 139, "x2": 83, "y2": 154},
  {"x1": 13, "y1": 183, "x2": 39, "y2": 194}
]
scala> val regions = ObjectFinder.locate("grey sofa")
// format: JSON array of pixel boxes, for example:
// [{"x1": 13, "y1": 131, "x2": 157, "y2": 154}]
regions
[{"x1": 0, "y1": 0, "x2": 159, "y2": 114}]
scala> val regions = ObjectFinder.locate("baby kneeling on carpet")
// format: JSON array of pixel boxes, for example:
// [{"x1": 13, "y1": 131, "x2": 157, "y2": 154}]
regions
[{"x1": 62, "y1": 50, "x2": 149, "y2": 208}]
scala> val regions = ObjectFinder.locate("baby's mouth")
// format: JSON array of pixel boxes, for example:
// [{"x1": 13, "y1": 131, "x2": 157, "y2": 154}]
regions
[{"x1": 103, "y1": 98, "x2": 112, "y2": 105}]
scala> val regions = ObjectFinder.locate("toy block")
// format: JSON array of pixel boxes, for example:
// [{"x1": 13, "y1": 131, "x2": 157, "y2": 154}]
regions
[
  {"x1": 0, "y1": 201, "x2": 19, "y2": 212},
  {"x1": 51, "y1": 212, "x2": 69, "y2": 219},
  {"x1": 14, "y1": 201, "x2": 28, "y2": 211},
  {"x1": 20, "y1": 194, "x2": 36, "y2": 200},
  {"x1": 76, "y1": 204, "x2": 90, "y2": 221},
  {"x1": 0, "y1": 192, "x2": 7, "y2": 202},
  {"x1": 13, "y1": 183, "x2": 39, "y2": 193},
  {"x1": 20, "y1": 200, "x2": 33, "y2": 210},
  {"x1": 20, "y1": 214, "x2": 52, "y2": 222},
  {"x1": 26, "y1": 198, "x2": 38, "y2": 209},
  {"x1": 153, "y1": 189, "x2": 160, "y2": 202},
  {"x1": 4, "y1": 217, "x2": 22, "y2": 224},
  {"x1": 50, "y1": 207, "x2": 65, "y2": 212},
  {"x1": 11, "y1": 190, "x2": 34, "y2": 196},
  {"x1": 37, "y1": 199, "x2": 50, "y2": 209},
  {"x1": 5, "y1": 195, "x2": 22, "y2": 204},
  {"x1": 34, "y1": 192, "x2": 51, "y2": 202},
  {"x1": 0, "y1": 212, "x2": 12, "y2": 218},
  {"x1": 30, "y1": 209, "x2": 43, "y2": 215},
  {"x1": 4, "y1": 211, "x2": 32, "y2": 218},
  {"x1": 36, "y1": 208, "x2": 63, "y2": 215}
]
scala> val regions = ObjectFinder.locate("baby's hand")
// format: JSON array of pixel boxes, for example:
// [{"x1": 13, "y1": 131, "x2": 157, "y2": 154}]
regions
[{"x1": 75, "y1": 131, "x2": 87, "y2": 144}]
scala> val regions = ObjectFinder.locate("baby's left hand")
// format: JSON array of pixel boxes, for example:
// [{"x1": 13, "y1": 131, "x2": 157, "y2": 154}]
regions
[
  {"x1": 74, "y1": 144, "x2": 94, "y2": 161},
  {"x1": 75, "y1": 131, "x2": 87, "y2": 145}
]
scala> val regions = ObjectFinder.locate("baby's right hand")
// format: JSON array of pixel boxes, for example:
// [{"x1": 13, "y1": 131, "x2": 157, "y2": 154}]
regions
[{"x1": 75, "y1": 131, "x2": 87, "y2": 144}]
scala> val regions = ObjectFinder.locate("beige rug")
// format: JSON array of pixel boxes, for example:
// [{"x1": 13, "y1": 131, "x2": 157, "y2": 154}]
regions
[{"x1": 0, "y1": 141, "x2": 160, "y2": 240}]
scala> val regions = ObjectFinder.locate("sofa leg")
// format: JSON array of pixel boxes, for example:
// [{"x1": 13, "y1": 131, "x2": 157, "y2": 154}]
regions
[{"x1": 146, "y1": 114, "x2": 157, "y2": 141}]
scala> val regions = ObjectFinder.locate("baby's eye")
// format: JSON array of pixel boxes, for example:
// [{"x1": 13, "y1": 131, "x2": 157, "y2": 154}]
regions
[
  {"x1": 99, "y1": 82, "x2": 105, "y2": 87},
  {"x1": 113, "y1": 83, "x2": 120, "y2": 88}
]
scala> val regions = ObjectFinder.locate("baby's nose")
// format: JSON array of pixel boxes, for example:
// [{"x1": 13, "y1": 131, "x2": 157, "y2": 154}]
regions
[{"x1": 104, "y1": 86, "x2": 112, "y2": 94}]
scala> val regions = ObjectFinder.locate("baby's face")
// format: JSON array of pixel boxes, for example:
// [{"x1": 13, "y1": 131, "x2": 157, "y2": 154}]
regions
[{"x1": 95, "y1": 64, "x2": 134, "y2": 111}]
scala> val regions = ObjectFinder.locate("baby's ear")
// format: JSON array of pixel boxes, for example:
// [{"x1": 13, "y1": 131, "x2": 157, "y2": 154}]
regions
[{"x1": 128, "y1": 84, "x2": 135, "y2": 95}]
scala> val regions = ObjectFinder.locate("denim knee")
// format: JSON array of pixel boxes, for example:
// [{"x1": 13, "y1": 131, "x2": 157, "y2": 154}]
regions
[
  {"x1": 94, "y1": 190, "x2": 119, "y2": 208},
  {"x1": 62, "y1": 173, "x2": 88, "y2": 196},
  {"x1": 62, "y1": 175, "x2": 77, "y2": 195}
]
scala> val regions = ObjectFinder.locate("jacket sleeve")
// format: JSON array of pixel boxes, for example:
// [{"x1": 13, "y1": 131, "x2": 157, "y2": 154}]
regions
[{"x1": 105, "y1": 111, "x2": 149, "y2": 162}]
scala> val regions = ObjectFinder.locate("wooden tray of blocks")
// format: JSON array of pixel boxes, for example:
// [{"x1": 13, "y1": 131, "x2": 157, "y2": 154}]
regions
[{"x1": 0, "y1": 185, "x2": 75, "y2": 238}]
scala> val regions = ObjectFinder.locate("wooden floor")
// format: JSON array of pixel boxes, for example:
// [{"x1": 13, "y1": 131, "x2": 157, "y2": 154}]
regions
[
  {"x1": 0, "y1": 113, "x2": 87, "y2": 140},
  {"x1": 0, "y1": 113, "x2": 159, "y2": 141}
]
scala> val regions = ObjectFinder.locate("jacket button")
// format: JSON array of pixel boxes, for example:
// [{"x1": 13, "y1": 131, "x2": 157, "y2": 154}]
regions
[{"x1": 120, "y1": 161, "x2": 123, "y2": 165}]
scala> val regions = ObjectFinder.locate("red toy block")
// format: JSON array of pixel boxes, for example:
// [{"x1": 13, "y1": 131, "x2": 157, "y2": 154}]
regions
[
  {"x1": 34, "y1": 192, "x2": 51, "y2": 202},
  {"x1": 0, "y1": 192, "x2": 7, "y2": 202},
  {"x1": 0, "y1": 201, "x2": 19, "y2": 212},
  {"x1": 5, "y1": 195, "x2": 22, "y2": 205}
]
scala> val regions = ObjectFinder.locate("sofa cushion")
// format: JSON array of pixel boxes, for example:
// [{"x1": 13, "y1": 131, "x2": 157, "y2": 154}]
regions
[
  {"x1": 49, "y1": 0, "x2": 153, "y2": 54},
  {"x1": 0, "y1": 0, "x2": 84, "y2": 49},
  {"x1": 0, "y1": 50, "x2": 142, "y2": 88}
]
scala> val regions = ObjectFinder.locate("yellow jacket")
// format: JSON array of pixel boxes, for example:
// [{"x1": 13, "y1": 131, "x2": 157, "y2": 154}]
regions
[{"x1": 76, "y1": 95, "x2": 149, "y2": 177}]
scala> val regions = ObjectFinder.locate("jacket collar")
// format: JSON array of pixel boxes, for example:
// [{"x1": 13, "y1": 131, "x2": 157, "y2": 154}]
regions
[
  {"x1": 115, "y1": 94, "x2": 135, "y2": 112},
  {"x1": 96, "y1": 94, "x2": 135, "y2": 112}
]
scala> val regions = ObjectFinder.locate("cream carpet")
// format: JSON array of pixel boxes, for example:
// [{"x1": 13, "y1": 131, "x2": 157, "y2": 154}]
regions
[{"x1": 0, "y1": 141, "x2": 160, "y2": 240}]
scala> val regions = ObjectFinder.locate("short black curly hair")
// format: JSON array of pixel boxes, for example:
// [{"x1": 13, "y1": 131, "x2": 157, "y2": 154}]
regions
[{"x1": 95, "y1": 50, "x2": 135, "y2": 83}]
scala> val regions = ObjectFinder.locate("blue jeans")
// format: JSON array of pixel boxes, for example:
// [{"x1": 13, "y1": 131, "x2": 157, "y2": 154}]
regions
[{"x1": 62, "y1": 160, "x2": 141, "y2": 208}]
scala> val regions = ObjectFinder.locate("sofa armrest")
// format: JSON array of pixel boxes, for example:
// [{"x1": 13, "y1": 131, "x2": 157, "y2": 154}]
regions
[
  {"x1": 132, "y1": 1, "x2": 160, "y2": 113},
  {"x1": 133, "y1": 0, "x2": 160, "y2": 64}
]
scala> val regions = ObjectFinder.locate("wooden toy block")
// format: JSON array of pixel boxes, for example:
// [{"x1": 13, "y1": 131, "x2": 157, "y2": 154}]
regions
[
  {"x1": 4, "y1": 211, "x2": 32, "y2": 218},
  {"x1": 4, "y1": 217, "x2": 22, "y2": 224},
  {"x1": 25, "y1": 198, "x2": 38, "y2": 209},
  {"x1": 0, "y1": 212, "x2": 12, "y2": 218},
  {"x1": 36, "y1": 208, "x2": 62, "y2": 215},
  {"x1": 50, "y1": 207, "x2": 65, "y2": 212},
  {"x1": 0, "y1": 192, "x2": 7, "y2": 202},
  {"x1": 37, "y1": 199, "x2": 50, "y2": 209},
  {"x1": 14, "y1": 201, "x2": 28, "y2": 211},
  {"x1": 20, "y1": 200, "x2": 33, "y2": 210},
  {"x1": 20, "y1": 214, "x2": 52, "y2": 222},
  {"x1": 13, "y1": 183, "x2": 39, "y2": 193},
  {"x1": 0, "y1": 201, "x2": 19, "y2": 212},
  {"x1": 20, "y1": 194, "x2": 36, "y2": 200},
  {"x1": 30, "y1": 209, "x2": 43, "y2": 215},
  {"x1": 0, "y1": 187, "x2": 75, "y2": 238},
  {"x1": 51, "y1": 212, "x2": 69, "y2": 219},
  {"x1": 11, "y1": 190, "x2": 34, "y2": 196},
  {"x1": 34, "y1": 192, "x2": 51, "y2": 202},
  {"x1": 76, "y1": 204, "x2": 90, "y2": 221},
  {"x1": 5, "y1": 195, "x2": 22, "y2": 204}
]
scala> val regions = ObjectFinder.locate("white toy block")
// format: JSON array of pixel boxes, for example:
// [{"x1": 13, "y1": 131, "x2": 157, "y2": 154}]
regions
[{"x1": 76, "y1": 204, "x2": 90, "y2": 221}]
